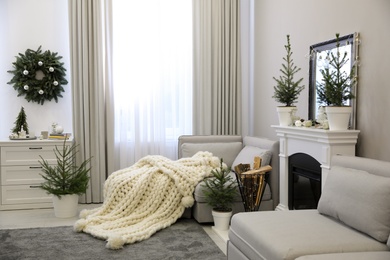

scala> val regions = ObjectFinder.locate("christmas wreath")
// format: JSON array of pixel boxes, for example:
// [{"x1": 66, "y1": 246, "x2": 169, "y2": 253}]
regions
[{"x1": 7, "y1": 46, "x2": 68, "y2": 105}]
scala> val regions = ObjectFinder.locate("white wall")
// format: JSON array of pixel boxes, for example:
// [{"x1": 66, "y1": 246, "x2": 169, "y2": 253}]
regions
[
  {"x1": 1, "y1": 0, "x2": 389, "y2": 162},
  {"x1": 0, "y1": 0, "x2": 72, "y2": 139},
  {"x1": 253, "y1": 0, "x2": 390, "y2": 161}
]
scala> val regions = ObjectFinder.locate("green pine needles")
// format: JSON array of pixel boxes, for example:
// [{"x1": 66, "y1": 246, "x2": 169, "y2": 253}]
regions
[
  {"x1": 7, "y1": 46, "x2": 68, "y2": 105},
  {"x1": 273, "y1": 35, "x2": 305, "y2": 106},
  {"x1": 39, "y1": 140, "x2": 91, "y2": 198},
  {"x1": 202, "y1": 158, "x2": 237, "y2": 212},
  {"x1": 316, "y1": 33, "x2": 355, "y2": 106}
]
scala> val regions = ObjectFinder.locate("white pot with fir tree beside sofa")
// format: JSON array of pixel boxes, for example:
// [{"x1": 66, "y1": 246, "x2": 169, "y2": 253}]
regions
[
  {"x1": 273, "y1": 34, "x2": 305, "y2": 126},
  {"x1": 202, "y1": 158, "x2": 237, "y2": 231},
  {"x1": 39, "y1": 139, "x2": 91, "y2": 218},
  {"x1": 316, "y1": 33, "x2": 356, "y2": 130}
]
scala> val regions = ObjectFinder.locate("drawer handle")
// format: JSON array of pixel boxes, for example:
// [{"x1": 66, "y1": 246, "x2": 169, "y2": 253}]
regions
[
  {"x1": 29, "y1": 147, "x2": 43, "y2": 150},
  {"x1": 29, "y1": 166, "x2": 43, "y2": 169},
  {"x1": 30, "y1": 185, "x2": 42, "y2": 188}
]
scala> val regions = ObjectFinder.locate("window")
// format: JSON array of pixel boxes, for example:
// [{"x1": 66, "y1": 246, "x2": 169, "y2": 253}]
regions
[{"x1": 112, "y1": 0, "x2": 192, "y2": 167}]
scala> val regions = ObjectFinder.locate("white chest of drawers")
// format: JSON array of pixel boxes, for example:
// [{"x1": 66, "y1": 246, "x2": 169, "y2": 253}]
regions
[{"x1": 0, "y1": 139, "x2": 66, "y2": 210}]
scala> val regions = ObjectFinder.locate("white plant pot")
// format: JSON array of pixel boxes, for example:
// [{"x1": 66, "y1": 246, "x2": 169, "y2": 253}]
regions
[
  {"x1": 325, "y1": 106, "x2": 352, "y2": 130},
  {"x1": 212, "y1": 210, "x2": 232, "y2": 231},
  {"x1": 276, "y1": 107, "x2": 296, "y2": 126},
  {"x1": 52, "y1": 194, "x2": 79, "y2": 218}
]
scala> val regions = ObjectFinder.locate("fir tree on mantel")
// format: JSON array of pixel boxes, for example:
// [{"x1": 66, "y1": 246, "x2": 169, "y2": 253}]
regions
[
  {"x1": 11, "y1": 106, "x2": 29, "y2": 134},
  {"x1": 272, "y1": 35, "x2": 305, "y2": 107}
]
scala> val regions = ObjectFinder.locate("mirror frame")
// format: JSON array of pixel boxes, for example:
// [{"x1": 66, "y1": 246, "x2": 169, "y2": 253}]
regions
[{"x1": 308, "y1": 33, "x2": 360, "y2": 129}]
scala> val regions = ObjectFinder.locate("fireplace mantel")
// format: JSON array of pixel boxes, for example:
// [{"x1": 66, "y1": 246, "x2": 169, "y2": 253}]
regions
[{"x1": 272, "y1": 125, "x2": 360, "y2": 211}]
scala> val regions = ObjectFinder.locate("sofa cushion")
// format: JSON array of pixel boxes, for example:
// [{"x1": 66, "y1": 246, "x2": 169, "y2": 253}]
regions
[
  {"x1": 232, "y1": 146, "x2": 272, "y2": 169},
  {"x1": 180, "y1": 142, "x2": 242, "y2": 167},
  {"x1": 318, "y1": 166, "x2": 390, "y2": 243},
  {"x1": 229, "y1": 210, "x2": 389, "y2": 260}
]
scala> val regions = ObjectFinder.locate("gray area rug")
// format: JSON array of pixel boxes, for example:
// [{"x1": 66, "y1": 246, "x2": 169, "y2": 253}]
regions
[{"x1": 0, "y1": 219, "x2": 225, "y2": 260}]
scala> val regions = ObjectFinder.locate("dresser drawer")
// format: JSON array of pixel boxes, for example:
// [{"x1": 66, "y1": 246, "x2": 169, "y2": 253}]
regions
[
  {"x1": 1, "y1": 185, "x2": 52, "y2": 205},
  {"x1": 1, "y1": 146, "x2": 58, "y2": 166},
  {"x1": 1, "y1": 166, "x2": 46, "y2": 185}
]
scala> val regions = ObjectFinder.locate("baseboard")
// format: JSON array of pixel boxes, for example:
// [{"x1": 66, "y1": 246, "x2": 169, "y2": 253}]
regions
[{"x1": 212, "y1": 226, "x2": 229, "y2": 244}]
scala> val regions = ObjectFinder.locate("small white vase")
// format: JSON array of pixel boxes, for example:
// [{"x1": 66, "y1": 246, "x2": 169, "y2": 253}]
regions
[
  {"x1": 212, "y1": 210, "x2": 232, "y2": 231},
  {"x1": 52, "y1": 194, "x2": 79, "y2": 218},
  {"x1": 325, "y1": 106, "x2": 352, "y2": 130},
  {"x1": 276, "y1": 107, "x2": 296, "y2": 126}
]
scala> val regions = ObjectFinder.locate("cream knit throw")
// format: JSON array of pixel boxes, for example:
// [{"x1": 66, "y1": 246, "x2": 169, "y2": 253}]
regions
[{"x1": 74, "y1": 151, "x2": 220, "y2": 249}]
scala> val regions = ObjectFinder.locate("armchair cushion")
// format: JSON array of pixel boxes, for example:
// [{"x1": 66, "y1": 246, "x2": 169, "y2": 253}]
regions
[
  {"x1": 318, "y1": 166, "x2": 390, "y2": 242},
  {"x1": 180, "y1": 142, "x2": 242, "y2": 167},
  {"x1": 232, "y1": 146, "x2": 272, "y2": 170}
]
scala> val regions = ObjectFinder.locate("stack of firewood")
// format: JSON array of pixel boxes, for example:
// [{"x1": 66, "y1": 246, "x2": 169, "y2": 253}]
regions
[{"x1": 234, "y1": 156, "x2": 272, "y2": 212}]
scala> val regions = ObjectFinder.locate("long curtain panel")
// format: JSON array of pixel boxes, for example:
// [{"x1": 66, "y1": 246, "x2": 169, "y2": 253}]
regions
[
  {"x1": 68, "y1": 0, "x2": 107, "y2": 203},
  {"x1": 192, "y1": 0, "x2": 242, "y2": 135},
  {"x1": 110, "y1": 0, "x2": 193, "y2": 169}
]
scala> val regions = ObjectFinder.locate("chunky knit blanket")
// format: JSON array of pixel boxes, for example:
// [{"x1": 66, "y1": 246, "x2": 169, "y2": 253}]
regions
[{"x1": 74, "y1": 151, "x2": 220, "y2": 249}]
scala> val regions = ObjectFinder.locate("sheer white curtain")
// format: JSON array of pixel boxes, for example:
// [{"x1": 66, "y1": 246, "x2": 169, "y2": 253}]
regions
[{"x1": 111, "y1": 0, "x2": 193, "y2": 169}]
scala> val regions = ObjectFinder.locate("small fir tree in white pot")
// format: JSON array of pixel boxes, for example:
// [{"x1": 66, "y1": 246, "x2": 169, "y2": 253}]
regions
[
  {"x1": 316, "y1": 33, "x2": 356, "y2": 130},
  {"x1": 202, "y1": 158, "x2": 237, "y2": 231},
  {"x1": 273, "y1": 35, "x2": 305, "y2": 126},
  {"x1": 39, "y1": 140, "x2": 91, "y2": 218},
  {"x1": 11, "y1": 106, "x2": 29, "y2": 136}
]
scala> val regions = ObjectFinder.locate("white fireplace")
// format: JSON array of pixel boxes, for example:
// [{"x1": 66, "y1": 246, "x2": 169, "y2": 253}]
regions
[{"x1": 272, "y1": 125, "x2": 360, "y2": 211}]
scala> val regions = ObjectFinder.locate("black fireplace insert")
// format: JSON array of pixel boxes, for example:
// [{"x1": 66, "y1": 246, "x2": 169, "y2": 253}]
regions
[{"x1": 288, "y1": 153, "x2": 321, "y2": 210}]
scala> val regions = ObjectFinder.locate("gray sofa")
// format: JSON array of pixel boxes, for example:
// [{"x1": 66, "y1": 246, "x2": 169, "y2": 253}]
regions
[
  {"x1": 178, "y1": 135, "x2": 279, "y2": 223},
  {"x1": 228, "y1": 155, "x2": 390, "y2": 260}
]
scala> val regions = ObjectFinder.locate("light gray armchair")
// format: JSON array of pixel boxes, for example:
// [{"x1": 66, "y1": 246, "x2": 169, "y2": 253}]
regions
[{"x1": 178, "y1": 135, "x2": 279, "y2": 223}]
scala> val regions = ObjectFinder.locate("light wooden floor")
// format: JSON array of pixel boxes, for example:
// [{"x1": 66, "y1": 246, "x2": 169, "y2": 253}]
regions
[{"x1": 0, "y1": 204, "x2": 227, "y2": 255}]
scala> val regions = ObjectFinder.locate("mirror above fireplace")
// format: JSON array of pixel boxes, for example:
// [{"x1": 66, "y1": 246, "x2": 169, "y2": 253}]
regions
[{"x1": 308, "y1": 33, "x2": 360, "y2": 129}]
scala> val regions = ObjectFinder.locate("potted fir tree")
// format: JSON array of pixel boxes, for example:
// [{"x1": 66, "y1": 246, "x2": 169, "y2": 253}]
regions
[
  {"x1": 39, "y1": 139, "x2": 91, "y2": 218},
  {"x1": 316, "y1": 33, "x2": 356, "y2": 130},
  {"x1": 202, "y1": 159, "x2": 237, "y2": 231},
  {"x1": 273, "y1": 35, "x2": 305, "y2": 126}
]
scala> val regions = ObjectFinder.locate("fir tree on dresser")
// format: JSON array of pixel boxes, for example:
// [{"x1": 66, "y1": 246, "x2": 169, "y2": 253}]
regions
[
  {"x1": 272, "y1": 35, "x2": 305, "y2": 106},
  {"x1": 11, "y1": 106, "x2": 29, "y2": 134}
]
